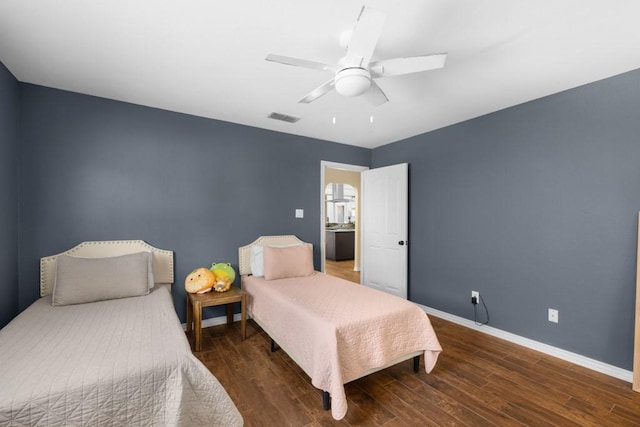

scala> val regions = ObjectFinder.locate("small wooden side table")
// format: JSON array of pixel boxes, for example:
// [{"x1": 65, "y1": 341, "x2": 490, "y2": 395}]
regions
[{"x1": 186, "y1": 285, "x2": 246, "y2": 352}]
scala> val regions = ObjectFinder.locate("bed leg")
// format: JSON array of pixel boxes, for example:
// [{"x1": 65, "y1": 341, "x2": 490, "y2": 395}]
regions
[
  {"x1": 413, "y1": 355, "x2": 420, "y2": 373},
  {"x1": 322, "y1": 391, "x2": 331, "y2": 411},
  {"x1": 270, "y1": 338, "x2": 277, "y2": 353}
]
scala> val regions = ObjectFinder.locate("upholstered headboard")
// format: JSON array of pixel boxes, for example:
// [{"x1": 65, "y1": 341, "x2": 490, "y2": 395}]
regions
[
  {"x1": 238, "y1": 235, "x2": 306, "y2": 276},
  {"x1": 40, "y1": 240, "x2": 174, "y2": 297}
]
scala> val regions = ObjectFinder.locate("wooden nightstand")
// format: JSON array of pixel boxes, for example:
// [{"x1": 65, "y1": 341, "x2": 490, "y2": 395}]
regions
[{"x1": 186, "y1": 286, "x2": 247, "y2": 352}]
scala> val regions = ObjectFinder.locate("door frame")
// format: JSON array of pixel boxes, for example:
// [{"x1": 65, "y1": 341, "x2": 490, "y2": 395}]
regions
[{"x1": 320, "y1": 161, "x2": 369, "y2": 276}]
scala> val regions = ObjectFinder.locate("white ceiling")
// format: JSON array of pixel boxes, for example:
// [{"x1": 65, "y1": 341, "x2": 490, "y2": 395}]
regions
[{"x1": 1, "y1": 1, "x2": 639, "y2": 149}]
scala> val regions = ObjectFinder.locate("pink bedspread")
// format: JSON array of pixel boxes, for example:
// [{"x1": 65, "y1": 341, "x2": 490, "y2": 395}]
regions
[{"x1": 242, "y1": 272, "x2": 442, "y2": 420}]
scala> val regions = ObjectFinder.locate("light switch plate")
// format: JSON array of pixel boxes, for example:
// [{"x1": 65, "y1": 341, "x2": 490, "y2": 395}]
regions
[{"x1": 295, "y1": 209, "x2": 304, "y2": 218}]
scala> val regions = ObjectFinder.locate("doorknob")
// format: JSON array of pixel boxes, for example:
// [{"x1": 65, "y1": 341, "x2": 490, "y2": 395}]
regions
[{"x1": 398, "y1": 240, "x2": 407, "y2": 246}]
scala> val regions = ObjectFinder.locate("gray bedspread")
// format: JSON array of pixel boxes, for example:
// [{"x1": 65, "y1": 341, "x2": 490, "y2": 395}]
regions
[{"x1": 0, "y1": 286, "x2": 242, "y2": 426}]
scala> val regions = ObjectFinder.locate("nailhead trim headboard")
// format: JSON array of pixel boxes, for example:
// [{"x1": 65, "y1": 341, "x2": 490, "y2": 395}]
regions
[
  {"x1": 40, "y1": 240, "x2": 174, "y2": 297},
  {"x1": 238, "y1": 235, "x2": 306, "y2": 276}
]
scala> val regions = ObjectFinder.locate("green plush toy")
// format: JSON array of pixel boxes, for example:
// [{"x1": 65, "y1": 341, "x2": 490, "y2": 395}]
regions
[{"x1": 210, "y1": 262, "x2": 236, "y2": 293}]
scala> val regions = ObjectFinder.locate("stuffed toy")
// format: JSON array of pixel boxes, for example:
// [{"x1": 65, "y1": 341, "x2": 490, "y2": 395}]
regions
[
  {"x1": 210, "y1": 262, "x2": 236, "y2": 293},
  {"x1": 185, "y1": 267, "x2": 215, "y2": 294}
]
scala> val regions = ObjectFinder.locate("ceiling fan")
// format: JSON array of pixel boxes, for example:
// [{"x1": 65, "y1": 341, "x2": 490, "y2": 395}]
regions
[{"x1": 265, "y1": 6, "x2": 447, "y2": 107}]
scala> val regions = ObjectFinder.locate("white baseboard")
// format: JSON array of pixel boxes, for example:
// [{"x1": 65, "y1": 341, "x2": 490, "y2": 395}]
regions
[
  {"x1": 182, "y1": 313, "x2": 243, "y2": 330},
  {"x1": 420, "y1": 304, "x2": 632, "y2": 383},
  {"x1": 185, "y1": 307, "x2": 633, "y2": 383}
]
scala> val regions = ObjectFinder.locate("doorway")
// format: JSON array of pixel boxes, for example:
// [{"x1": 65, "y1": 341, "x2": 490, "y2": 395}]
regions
[
  {"x1": 321, "y1": 161, "x2": 409, "y2": 298},
  {"x1": 320, "y1": 161, "x2": 368, "y2": 284},
  {"x1": 325, "y1": 182, "x2": 359, "y2": 283}
]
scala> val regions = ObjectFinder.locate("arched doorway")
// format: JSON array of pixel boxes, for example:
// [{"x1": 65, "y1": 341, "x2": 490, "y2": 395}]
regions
[{"x1": 321, "y1": 161, "x2": 368, "y2": 284}]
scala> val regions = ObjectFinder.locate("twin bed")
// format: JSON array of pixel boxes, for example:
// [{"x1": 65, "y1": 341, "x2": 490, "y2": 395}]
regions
[
  {"x1": 238, "y1": 235, "x2": 442, "y2": 420},
  {"x1": 0, "y1": 236, "x2": 442, "y2": 424},
  {"x1": 0, "y1": 240, "x2": 242, "y2": 426}
]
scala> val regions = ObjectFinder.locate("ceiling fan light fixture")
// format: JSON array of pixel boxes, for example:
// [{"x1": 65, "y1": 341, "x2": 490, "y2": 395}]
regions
[{"x1": 334, "y1": 68, "x2": 371, "y2": 97}]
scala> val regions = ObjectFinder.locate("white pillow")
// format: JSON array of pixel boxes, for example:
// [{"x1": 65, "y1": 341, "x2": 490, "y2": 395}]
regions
[
  {"x1": 250, "y1": 245, "x2": 266, "y2": 277},
  {"x1": 250, "y1": 243, "x2": 307, "y2": 277},
  {"x1": 52, "y1": 252, "x2": 153, "y2": 306},
  {"x1": 146, "y1": 251, "x2": 155, "y2": 289}
]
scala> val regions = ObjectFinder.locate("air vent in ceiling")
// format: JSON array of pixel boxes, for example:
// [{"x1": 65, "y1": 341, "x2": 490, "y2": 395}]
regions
[{"x1": 268, "y1": 112, "x2": 300, "y2": 123}]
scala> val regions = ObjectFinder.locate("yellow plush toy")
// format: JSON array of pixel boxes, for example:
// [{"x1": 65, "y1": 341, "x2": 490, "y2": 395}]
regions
[
  {"x1": 184, "y1": 267, "x2": 215, "y2": 294},
  {"x1": 210, "y1": 262, "x2": 236, "y2": 292}
]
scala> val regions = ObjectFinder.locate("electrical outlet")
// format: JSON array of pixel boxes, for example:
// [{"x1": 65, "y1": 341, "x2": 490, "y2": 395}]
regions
[
  {"x1": 548, "y1": 308, "x2": 559, "y2": 323},
  {"x1": 471, "y1": 291, "x2": 479, "y2": 305}
]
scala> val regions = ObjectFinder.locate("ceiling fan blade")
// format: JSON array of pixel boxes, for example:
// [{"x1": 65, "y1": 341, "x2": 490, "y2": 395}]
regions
[
  {"x1": 298, "y1": 78, "x2": 336, "y2": 104},
  {"x1": 343, "y1": 6, "x2": 386, "y2": 68},
  {"x1": 369, "y1": 53, "x2": 447, "y2": 77},
  {"x1": 367, "y1": 80, "x2": 388, "y2": 107},
  {"x1": 265, "y1": 53, "x2": 337, "y2": 73}
]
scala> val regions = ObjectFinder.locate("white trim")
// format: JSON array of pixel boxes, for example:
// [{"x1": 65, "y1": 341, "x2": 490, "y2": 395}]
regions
[
  {"x1": 183, "y1": 313, "x2": 243, "y2": 330},
  {"x1": 320, "y1": 161, "x2": 368, "y2": 275},
  {"x1": 188, "y1": 306, "x2": 633, "y2": 383},
  {"x1": 420, "y1": 304, "x2": 633, "y2": 383}
]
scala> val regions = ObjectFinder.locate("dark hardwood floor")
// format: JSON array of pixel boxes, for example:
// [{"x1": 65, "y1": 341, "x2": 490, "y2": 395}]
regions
[
  {"x1": 325, "y1": 259, "x2": 360, "y2": 284},
  {"x1": 192, "y1": 315, "x2": 640, "y2": 426}
]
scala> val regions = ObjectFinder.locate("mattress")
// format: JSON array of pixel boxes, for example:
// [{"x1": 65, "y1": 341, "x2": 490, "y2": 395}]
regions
[
  {"x1": 0, "y1": 285, "x2": 243, "y2": 426},
  {"x1": 243, "y1": 272, "x2": 442, "y2": 420}
]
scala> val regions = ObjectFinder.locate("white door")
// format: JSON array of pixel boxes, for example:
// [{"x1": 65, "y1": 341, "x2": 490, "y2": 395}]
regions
[{"x1": 362, "y1": 163, "x2": 408, "y2": 299}]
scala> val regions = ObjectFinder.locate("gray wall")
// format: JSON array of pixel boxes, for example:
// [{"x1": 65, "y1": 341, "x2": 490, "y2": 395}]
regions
[
  {"x1": 0, "y1": 62, "x2": 20, "y2": 328},
  {"x1": 18, "y1": 84, "x2": 370, "y2": 321},
  {"x1": 7, "y1": 63, "x2": 640, "y2": 372},
  {"x1": 372, "y1": 68, "x2": 640, "y2": 370}
]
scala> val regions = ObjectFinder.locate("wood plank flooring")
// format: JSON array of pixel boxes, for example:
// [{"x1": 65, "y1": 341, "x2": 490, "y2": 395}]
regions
[
  {"x1": 325, "y1": 259, "x2": 360, "y2": 284},
  {"x1": 192, "y1": 316, "x2": 640, "y2": 426}
]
